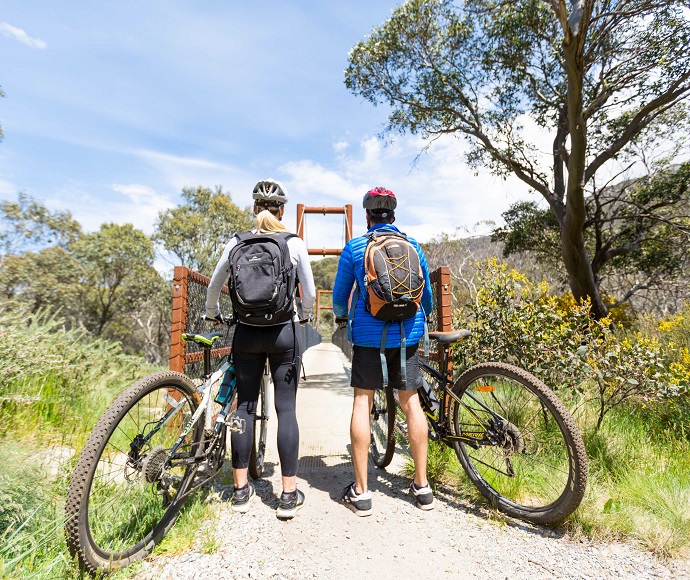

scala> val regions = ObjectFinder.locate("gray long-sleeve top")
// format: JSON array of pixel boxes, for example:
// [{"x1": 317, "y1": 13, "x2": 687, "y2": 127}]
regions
[{"x1": 205, "y1": 232, "x2": 316, "y2": 323}]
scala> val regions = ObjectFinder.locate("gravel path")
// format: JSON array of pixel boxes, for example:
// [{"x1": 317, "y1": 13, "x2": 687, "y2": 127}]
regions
[{"x1": 133, "y1": 344, "x2": 689, "y2": 580}]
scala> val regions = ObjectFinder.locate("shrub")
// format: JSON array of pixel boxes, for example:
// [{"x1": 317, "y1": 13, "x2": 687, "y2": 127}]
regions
[
  {"x1": 0, "y1": 299, "x2": 155, "y2": 442},
  {"x1": 457, "y1": 259, "x2": 688, "y2": 430},
  {"x1": 456, "y1": 258, "x2": 596, "y2": 394}
]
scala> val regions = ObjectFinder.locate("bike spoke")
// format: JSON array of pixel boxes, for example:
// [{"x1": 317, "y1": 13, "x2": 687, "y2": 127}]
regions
[{"x1": 455, "y1": 369, "x2": 574, "y2": 512}]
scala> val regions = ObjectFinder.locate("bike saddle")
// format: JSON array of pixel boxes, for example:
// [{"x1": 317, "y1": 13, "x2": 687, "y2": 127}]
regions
[
  {"x1": 181, "y1": 331, "x2": 224, "y2": 346},
  {"x1": 428, "y1": 329, "x2": 472, "y2": 344}
]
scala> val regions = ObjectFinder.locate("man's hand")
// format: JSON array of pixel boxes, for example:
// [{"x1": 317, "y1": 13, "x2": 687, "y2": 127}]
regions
[{"x1": 335, "y1": 316, "x2": 347, "y2": 328}]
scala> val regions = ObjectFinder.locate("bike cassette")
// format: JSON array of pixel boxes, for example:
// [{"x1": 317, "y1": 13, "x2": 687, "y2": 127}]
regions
[{"x1": 142, "y1": 445, "x2": 170, "y2": 483}]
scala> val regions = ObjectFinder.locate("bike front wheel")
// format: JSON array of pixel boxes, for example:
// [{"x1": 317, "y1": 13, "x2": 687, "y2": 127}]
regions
[
  {"x1": 370, "y1": 386, "x2": 396, "y2": 468},
  {"x1": 451, "y1": 363, "x2": 588, "y2": 525},
  {"x1": 65, "y1": 371, "x2": 204, "y2": 573},
  {"x1": 249, "y1": 369, "x2": 271, "y2": 478}
]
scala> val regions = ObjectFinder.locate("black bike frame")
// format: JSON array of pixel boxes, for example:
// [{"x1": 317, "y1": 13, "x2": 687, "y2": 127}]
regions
[{"x1": 421, "y1": 347, "x2": 512, "y2": 447}]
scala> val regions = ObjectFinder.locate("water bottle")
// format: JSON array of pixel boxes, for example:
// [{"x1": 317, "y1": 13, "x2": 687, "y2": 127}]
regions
[
  {"x1": 418, "y1": 375, "x2": 440, "y2": 413},
  {"x1": 215, "y1": 356, "x2": 236, "y2": 405}
]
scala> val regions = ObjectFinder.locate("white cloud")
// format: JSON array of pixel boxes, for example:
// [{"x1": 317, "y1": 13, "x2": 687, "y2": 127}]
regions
[
  {"x1": 0, "y1": 178, "x2": 18, "y2": 198},
  {"x1": 133, "y1": 149, "x2": 257, "y2": 203},
  {"x1": 107, "y1": 184, "x2": 175, "y2": 234},
  {"x1": 0, "y1": 22, "x2": 47, "y2": 49},
  {"x1": 277, "y1": 133, "x2": 539, "y2": 245}
]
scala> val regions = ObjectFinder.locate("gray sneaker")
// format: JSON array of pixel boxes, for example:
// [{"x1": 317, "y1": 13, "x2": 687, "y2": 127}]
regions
[
  {"x1": 231, "y1": 482, "x2": 255, "y2": 513},
  {"x1": 276, "y1": 489, "x2": 305, "y2": 519},
  {"x1": 341, "y1": 482, "x2": 372, "y2": 517},
  {"x1": 410, "y1": 481, "x2": 435, "y2": 510}
]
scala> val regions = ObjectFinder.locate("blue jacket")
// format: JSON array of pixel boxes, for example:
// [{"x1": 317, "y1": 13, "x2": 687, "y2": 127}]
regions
[{"x1": 332, "y1": 223, "x2": 434, "y2": 348}]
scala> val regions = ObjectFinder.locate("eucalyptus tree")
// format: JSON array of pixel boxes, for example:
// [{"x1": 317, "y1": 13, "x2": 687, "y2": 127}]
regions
[
  {"x1": 0, "y1": 192, "x2": 82, "y2": 266},
  {"x1": 346, "y1": 0, "x2": 690, "y2": 318},
  {"x1": 72, "y1": 223, "x2": 160, "y2": 337},
  {"x1": 154, "y1": 185, "x2": 254, "y2": 276}
]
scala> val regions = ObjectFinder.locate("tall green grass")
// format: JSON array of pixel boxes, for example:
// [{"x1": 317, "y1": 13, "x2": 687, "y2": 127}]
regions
[
  {"x1": 403, "y1": 399, "x2": 690, "y2": 558},
  {"x1": 568, "y1": 404, "x2": 690, "y2": 558},
  {"x1": 0, "y1": 301, "x2": 157, "y2": 577}
]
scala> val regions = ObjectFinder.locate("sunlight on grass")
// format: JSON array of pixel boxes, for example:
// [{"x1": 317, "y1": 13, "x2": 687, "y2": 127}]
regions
[{"x1": 156, "y1": 496, "x2": 218, "y2": 557}]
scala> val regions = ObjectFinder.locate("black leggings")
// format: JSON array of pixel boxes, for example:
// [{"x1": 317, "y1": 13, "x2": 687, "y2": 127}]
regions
[{"x1": 231, "y1": 322, "x2": 301, "y2": 477}]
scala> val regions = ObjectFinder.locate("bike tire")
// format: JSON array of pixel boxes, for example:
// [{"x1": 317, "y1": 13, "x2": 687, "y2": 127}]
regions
[
  {"x1": 249, "y1": 371, "x2": 270, "y2": 479},
  {"x1": 370, "y1": 386, "x2": 396, "y2": 468},
  {"x1": 65, "y1": 371, "x2": 204, "y2": 574},
  {"x1": 450, "y1": 362, "x2": 588, "y2": 525}
]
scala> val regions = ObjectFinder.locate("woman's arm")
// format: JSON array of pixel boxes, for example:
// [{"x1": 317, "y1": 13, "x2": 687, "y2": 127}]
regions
[
  {"x1": 205, "y1": 237, "x2": 238, "y2": 319},
  {"x1": 291, "y1": 237, "x2": 316, "y2": 317}
]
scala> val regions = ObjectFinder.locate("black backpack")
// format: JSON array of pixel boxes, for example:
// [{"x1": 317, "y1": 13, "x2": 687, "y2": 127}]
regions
[{"x1": 227, "y1": 231, "x2": 297, "y2": 325}]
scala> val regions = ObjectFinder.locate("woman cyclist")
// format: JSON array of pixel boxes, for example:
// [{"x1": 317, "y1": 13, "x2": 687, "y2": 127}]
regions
[{"x1": 205, "y1": 178, "x2": 316, "y2": 519}]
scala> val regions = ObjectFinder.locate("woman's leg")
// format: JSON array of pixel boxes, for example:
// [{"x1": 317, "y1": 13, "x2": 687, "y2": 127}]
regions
[
  {"x1": 267, "y1": 323, "x2": 301, "y2": 493},
  {"x1": 231, "y1": 324, "x2": 266, "y2": 488}
]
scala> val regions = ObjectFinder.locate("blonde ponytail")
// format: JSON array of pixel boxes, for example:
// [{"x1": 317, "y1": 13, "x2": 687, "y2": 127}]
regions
[{"x1": 256, "y1": 209, "x2": 289, "y2": 234}]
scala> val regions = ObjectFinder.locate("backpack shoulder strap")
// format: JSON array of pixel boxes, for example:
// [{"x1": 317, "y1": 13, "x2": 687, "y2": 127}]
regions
[{"x1": 234, "y1": 231, "x2": 254, "y2": 243}]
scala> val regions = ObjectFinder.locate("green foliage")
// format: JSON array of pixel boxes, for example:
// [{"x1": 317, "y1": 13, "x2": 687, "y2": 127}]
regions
[
  {"x1": 0, "y1": 247, "x2": 83, "y2": 318},
  {"x1": 0, "y1": 192, "x2": 82, "y2": 259},
  {"x1": 346, "y1": 0, "x2": 690, "y2": 318},
  {"x1": 0, "y1": 300, "x2": 163, "y2": 578},
  {"x1": 458, "y1": 259, "x2": 688, "y2": 429},
  {"x1": 570, "y1": 409, "x2": 690, "y2": 558},
  {"x1": 154, "y1": 185, "x2": 254, "y2": 276},
  {"x1": 311, "y1": 256, "x2": 339, "y2": 290},
  {"x1": 0, "y1": 196, "x2": 171, "y2": 362},
  {"x1": 579, "y1": 333, "x2": 677, "y2": 429},
  {"x1": 492, "y1": 201, "x2": 562, "y2": 270},
  {"x1": 458, "y1": 258, "x2": 595, "y2": 391},
  {"x1": 0, "y1": 446, "x2": 70, "y2": 579},
  {"x1": 72, "y1": 222, "x2": 161, "y2": 337},
  {"x1": 0, "y1": 299, "x2": 154, "y2": 442}
]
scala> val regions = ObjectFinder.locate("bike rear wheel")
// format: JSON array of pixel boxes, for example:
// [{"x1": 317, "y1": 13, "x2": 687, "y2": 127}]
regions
[
  {"x1": 65, "y1": 371, "x2": 204, "y2": 573},
  {"x1": 451, "y1": 362, "x2": 587, "y2": 525},
  {"x1": 370, "y1": 386, "x2": 396, "y2": 468},
  {"x1": 249, "y1": 368, "x2": 271, "y2": 479}
]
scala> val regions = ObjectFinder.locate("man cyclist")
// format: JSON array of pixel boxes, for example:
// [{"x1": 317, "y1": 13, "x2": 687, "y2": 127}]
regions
[
  {"x1": 332, "y1": 186, "x2": 434, "y2": 516},
  {"x1": 205, "y1": 179, "x2": 315, "y2": 519}
]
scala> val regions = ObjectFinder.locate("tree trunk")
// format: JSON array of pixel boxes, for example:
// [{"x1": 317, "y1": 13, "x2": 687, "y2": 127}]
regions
[{"x1": 560, "y1": 3, "x2": 609, "y2": 320}]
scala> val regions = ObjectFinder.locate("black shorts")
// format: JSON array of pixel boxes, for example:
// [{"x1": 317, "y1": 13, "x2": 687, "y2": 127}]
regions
[{"x1": 351, "y1": 344, "x2": 422, "y2": 391}]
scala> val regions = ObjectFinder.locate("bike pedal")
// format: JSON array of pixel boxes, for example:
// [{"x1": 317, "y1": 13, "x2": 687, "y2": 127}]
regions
[{"x1": 228, "y1": 417, "x2": 246, "y2": 433}]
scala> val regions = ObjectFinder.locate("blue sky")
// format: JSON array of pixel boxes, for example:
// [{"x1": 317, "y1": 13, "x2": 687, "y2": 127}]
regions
[{"x1": 0, "y1": 1, "x2": 535, "y2": 264}]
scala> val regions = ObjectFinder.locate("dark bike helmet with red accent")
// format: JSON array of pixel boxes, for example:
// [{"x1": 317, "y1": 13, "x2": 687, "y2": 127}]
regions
[{"x1": 362, "y1": 186, "x2": 397, "y2": 213}]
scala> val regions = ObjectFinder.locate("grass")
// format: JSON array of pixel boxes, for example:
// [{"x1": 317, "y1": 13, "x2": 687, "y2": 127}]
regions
[
  {"x1": 401, "y1": 396, "x2": 690, "y2": 559},
  {"x1": 0, "y1": 299, "x2": 229, "y2": 578},
  {"x1": 567, "y1": 405, "x2": 690, "y2": 558}
]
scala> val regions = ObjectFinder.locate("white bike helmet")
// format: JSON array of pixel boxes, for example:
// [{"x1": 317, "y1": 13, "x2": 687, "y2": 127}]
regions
[{"x1": 252, "y1": 179, "x2": 288, "y2": 204}]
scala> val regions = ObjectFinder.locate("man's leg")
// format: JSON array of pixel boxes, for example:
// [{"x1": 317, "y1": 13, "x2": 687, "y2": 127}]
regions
[
  {"x1": 350, "y1": 387, "x2": 374, "y2": 493},
  {"x1": 398, "y1": 389, "x2": 428, "y2": 488}
]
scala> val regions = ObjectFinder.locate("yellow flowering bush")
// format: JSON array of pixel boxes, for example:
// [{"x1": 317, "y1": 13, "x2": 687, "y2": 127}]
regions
[
  {"x1": 456, "y1": 258, "x2": 600, "y2": 393},
  {"x1": 457, "y1": 259, "x2": 686, "y2": 430}
]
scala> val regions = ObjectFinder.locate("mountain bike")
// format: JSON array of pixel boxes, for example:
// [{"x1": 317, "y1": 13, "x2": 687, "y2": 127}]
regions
[
  {"x1": 65, "y1": 326, "x2": 273, "y2": 574},
  {"x1": 370, "y1": 329, "x2": 588, "y2": 525}
]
